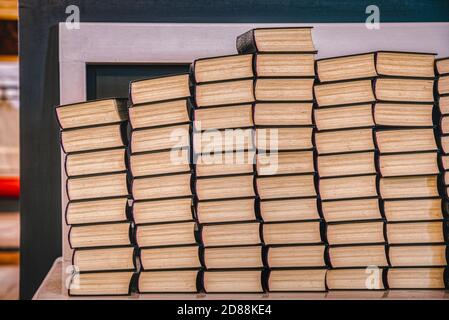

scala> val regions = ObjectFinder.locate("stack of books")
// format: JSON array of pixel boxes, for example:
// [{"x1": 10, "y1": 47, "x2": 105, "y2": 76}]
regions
[
  {"x1": 315, "y1": 53, "x2": 385, "y2": 290},
  {"x1": 315, "y1": 51, "x2": 445, "y2": 289},
  {"x1": 373, "y1": 53, "x2": 445, "y2": 290},
  {"x1": 438, "y1": 57, "x2": 449, "y2": 157},
  {"x1": 192, "y1": 52, "x2": 263, "y2": 293},
  {"x1": 56, "y1": 98, "x2": 135, "y2": 296},
  {"x1": 128, "y1": 74, "x2": 201, "y2": 293},
  {"x1": 55, "y1": 28, "x2": 449, "y2": 296},
  {"x1": 237, "y1": 27, "x2": 327, "y2": 292}
]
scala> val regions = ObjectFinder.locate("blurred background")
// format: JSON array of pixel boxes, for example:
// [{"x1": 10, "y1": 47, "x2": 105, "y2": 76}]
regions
[{"x1": 0, "y1": 0, "x2": 20, "y2": 300}]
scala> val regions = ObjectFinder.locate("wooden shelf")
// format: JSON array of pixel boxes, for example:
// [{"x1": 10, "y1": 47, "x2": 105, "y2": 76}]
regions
[{"x1": 33, "y1": 258, "x2": 449, "y2": 300}]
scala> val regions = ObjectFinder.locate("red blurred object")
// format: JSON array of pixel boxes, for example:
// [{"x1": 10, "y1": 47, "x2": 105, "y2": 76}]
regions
[{"x1": 0, "y1": 177, "x2": 19, "y2": 198}]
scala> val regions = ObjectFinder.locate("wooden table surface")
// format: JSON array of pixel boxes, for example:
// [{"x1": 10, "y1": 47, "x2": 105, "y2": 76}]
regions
[{"x1": 33, "y1": 258, "x2": 449, "y2": 300}]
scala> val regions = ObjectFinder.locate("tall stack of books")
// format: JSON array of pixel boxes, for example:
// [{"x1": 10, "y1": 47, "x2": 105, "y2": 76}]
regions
[
  {"x1": 373, "y1": 52, "x2": 445, "y2": 290},
  {"x1": 315, "y1": 53, "x2": 385, "y2": 290},
  {"x1": 237, "y1": 27, "x2": 327, "y2": 292},
  {"x1": 438, "y1": 57, "x2": 449, "y2": 162},
  {"x1": 192, "y1": 54, "x2": 264, "y2": 294},
  {"x1": 315, "y1": 51, "x2": 446, "y2": 289},
  {"x1": 56, "y1": 98, "x2": 136, "y2": 296},
  {"x1": 128, "y1": 74, "x2": 201, "y2": 293}
]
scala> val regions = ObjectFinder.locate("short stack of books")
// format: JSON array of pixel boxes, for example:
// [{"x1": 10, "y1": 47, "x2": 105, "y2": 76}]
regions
[
  {"x1": 192, "y1": 53, "x2": 264, "y2": 294},
  {"x1": 128, "y1": 74, "x2": 201, "y2": 293},
  {"x1": 237, "y1": 27, "x2": 327, "y2": 292},
  {"x1": 315, "y1": 53, "x2": 385, "y2": 290},
  {"x1": 373, "y1": 52, "x2": 445, "y2": 290},
  {"x1": 56, "y1": 98, "x2": 136, "y2": 296}
]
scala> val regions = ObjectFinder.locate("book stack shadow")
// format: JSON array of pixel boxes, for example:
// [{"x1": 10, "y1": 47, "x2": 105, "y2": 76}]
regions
[
  {"x1": 128, "y1": 74, "x2": 202, "y2": 293},
  {"x1": 56, "y1": 98, "x2": 136, "y2": 296}
]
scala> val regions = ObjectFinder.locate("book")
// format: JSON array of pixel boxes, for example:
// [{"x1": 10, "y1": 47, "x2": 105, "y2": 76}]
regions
[
  {"x1": 128, "y1": 98, "x2": 191, "y2": 130},
  {"x1": 379, "y1": 152, "x2": 439, "y2": 177},
  {"x1": 138, "y1": 270, "x2": 199, "y2": 293},
  {"x1": 255, "y1": 127, "x2": 314, "y2": 151},
  {"x1": 130, "y1": 149, "x2": 190, "y2": 177},
  {"x1": 203, "y1": 245, "x2": 264, "y2": 269},
  {"x1": 255, "y1": 78, "x2": 314, "y2": 102},
  {"x1": 266, "y1": 244, "x2": 326, "y2": 268},
  {"x1": 69, "y1": 272, "x2": 135, "y2": 296},
  {"x1": 132, "y1": 173, "x2": 192, "y2": 201},
  {"x1": 314, "y1": 79, "x2": 375, "y2": 107},
  {"x1": 259, "y1": 198, "x2": 320, "y2": 222},
  {"x1": 203, "y1": 270, "x2": 264, "y2": 293},
  {"x1": 55, "y1": 98, "x2": 128, "y2": 130},
  {"x1": 386, "y1": 221, "x2": 446, "y2": 244},
  {"x1": 139, "y1": 245, "x2": 201, "y2": 270},
  {"x1": 321, "y1": 198, "x2": 382, "y2": 223},
  {"x1": 263, "y1": 221, "x2": 322, "y2": 245},
  {"x1": 439, "y1": 96, "x2": 449, "y2": 115},
  {"x1": 436, "y1": 57, "x2": 449, "y2": 76},
  {"x1": 65, "y1": 148, "x2": 127, "y2": 177},
  {"x1": 196, "y1": 151, "x2": 255, "y2": 177},
  {"x1": 194, "y1": 104, "x2": 253, "y2": 130},
  {"x1": 389, "y1": 245, "x2": 447, "y2": 267},
  {"x1": 314, "y1": 104, "x2": 374, "y2": 131},
  {"x1": 133, "y1": 198, "x2": 194, "y2": 225},
  {"x1": 193, "y1": 127, "x2": 254, "y2": 154},
  {"x1": 255, "y1": 53, "x2": 315, "y2": 77},
  {"x1": 73, "y1": 246, "x2": 136, "y2": 272},
  {"x1": 317, "y1": 152, "x2": 376, "y2": 178},
  {"x1": 267, "y1": 269, "x2": 326, "y2": 292},
  {"x1": 379, "y1": 175, "x2": 439, "y2": 199},
  {"x1": 319, "y1": 175, "x2": 378, "y2": 200},
  {"x1": 328, "y1": 245, "x2": 388, "y2": 268},
  {"x1": 374, "y1": 103, "x2": 434, "y2": 127},
  {"x1": 135, "y1": 221, "x2": 198, "y2": 248},
  {"x1": 315, "y1": 128, "x2": 374, "y2": 155},
  {"x1": 60, "y1": 123, "x2": 126, "y2": 153},
  {"x1": 253, "y1": 102, "x2": 313, "y2": 126},
  {"x1": 66, "y1": 172, "x2": 129, "y2": 201},
  {"x1": 130, "y1": 123, "x2": 190, "y2": 154},
  {"x1": 387, "y1": 267, "x2": 446, "y2": 289},
  {"x1": 375, "y1": 128, "x2": 437, "y2": 154},
  {"x1": 236, "y1": 27, "x2": 315, "y2": 54},
  {"x1": 193, "y1": 54, "x2": 253, "y2": 83},
  {"x1": 69, "y1": 222, "x2": 133, "y2": 249},
  {"x1": 326, "y1": 268, "x2": 385, "y2": 290},
  {"x1": 326, "y1": 221, "x2": 385, "y2": 246},
  {"x1": 195, "y1": 79, "x2": 254, "y2": 107},
  {"x1": 65, "y1": 197, "x2": 130, "y2": 225},
  {"x1": 376, "y1": 78, "x2": 435, "y2": 103},
  {"x1": 256, "y1": 174, "x2": 317, "y2": 199},
  {"x1": 196, "y1": 174, "x2": 255, "y2": 200},
  {"x1": 201, "y1": 222, "x2": 261, "y2": 247},
  {"x1": 383, "y1": 198, "x2": 445, "y2": 222},
  {"x1": 196, "y1": 198, "x2": 257, "y2": 224},
  {"x1": 129, "y1": 73, "x2": 191, "y2": 105},
  {"x1": 437, "y1": 75, "x2": 449, "y2": 96}
]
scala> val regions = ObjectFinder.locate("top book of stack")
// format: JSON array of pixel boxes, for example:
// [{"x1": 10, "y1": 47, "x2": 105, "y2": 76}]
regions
[{"x1": 236, "y1": 27, "x2": 316, "y2": 54}]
